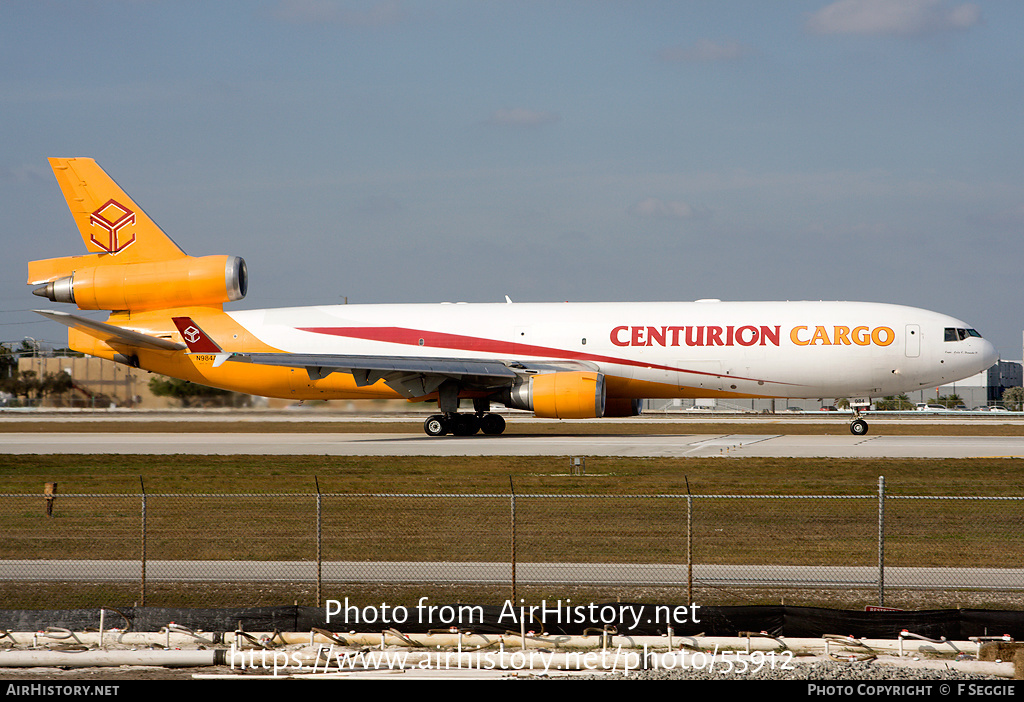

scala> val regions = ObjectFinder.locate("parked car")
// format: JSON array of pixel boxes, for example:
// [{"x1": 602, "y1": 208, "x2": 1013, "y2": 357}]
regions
[{"x1": 916, "y1": 404, "x2": 948, "y2": 412}]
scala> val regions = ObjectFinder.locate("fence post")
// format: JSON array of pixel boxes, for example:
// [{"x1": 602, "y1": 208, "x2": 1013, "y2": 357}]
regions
[
  {"x1": 509, "y1": 477, "x2": 516, "y2": 604},
  {"x1": 685, "y1": 477, "x2": 693, "y2": 603},
  {"x1": 139, "y1": 477, "x2": 146, "y2": 607},
  {"x1": 687, "y1": 493, "x2": 693, "y2": 604},
  {"x1": 878, "y1": 475, "x2": 885, "y2": 607},
  {"x1": 315, "y1": 477, "x2": 322, "y2": 608}
]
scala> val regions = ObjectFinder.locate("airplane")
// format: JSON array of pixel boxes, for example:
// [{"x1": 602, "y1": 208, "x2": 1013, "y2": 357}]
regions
[{"x1": 28, "y1": 158, "x2": 999, "y2": 437}]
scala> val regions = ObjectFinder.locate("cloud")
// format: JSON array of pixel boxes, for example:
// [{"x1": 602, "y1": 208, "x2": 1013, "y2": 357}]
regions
[
  {"x1": 272, "y1": 0, "x2": 406, "y2": 27},
  {"x1": 656, "y1": 39, "x2": 754, "y2": 64},
  {"x1": 628, "y1": 198, "x2": 698, "y2": 220},
  {"x1": 1, "y1": 163, "x2": 50, "y2": 185},
  {"x1": 484, "y1": 108, "x2": 560, "y2": 128},
  {"x1": 806, "y1": 0, "x2": 982, "y2": 36}
]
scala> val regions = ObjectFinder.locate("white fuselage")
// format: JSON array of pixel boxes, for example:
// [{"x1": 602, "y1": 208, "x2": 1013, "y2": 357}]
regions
[{"x1": 228, "y1": 299, "x2": 998, "y2": 401}]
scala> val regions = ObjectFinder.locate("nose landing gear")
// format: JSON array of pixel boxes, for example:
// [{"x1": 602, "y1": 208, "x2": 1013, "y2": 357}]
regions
[{"x1": 850, "y1": 418, "x2": 869, "y2": 436}]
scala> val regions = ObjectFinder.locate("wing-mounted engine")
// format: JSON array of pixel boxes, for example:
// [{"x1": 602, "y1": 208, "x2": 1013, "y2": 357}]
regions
[
  {"x1": 505, "y1": 370, "x2": 606, "y2": 419},
  {"x1": 604, "y1": 397, "x2": 643, "y2": 417},
  {"x1": 31, "y1": 255, "x2": 247, "y2": 311}
]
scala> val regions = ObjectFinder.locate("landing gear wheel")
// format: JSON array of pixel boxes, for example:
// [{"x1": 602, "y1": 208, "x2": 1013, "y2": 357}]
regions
[
  {"x1": 850, "y1": 418, "x2": 869, "y2": 436},
  {"x1": 479, "y1": 413, "x2": 506, "y2": 435},
  {"x1": 451, "y1": 414, "x2": 480, "y2": 436},
  {"x1": 424, "y1": 415, "x2": 448, "y2": 437}
]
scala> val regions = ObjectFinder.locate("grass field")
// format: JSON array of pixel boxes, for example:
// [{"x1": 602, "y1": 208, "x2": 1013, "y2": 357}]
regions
[{"x1": 1, "y1": 453, "x2": 1022, "y2": 495}]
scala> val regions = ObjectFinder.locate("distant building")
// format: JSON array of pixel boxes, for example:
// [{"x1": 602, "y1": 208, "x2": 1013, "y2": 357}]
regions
[
  {"x1": 13, "y1": 356, "x2": 265, "y2": 409},
  {"x1": 921, "y1": 360, "x2": 1022, "y2": 408},
  {"x1": 987, "y1": 360, "x2": 1023, "y2": 405},
  {"x1": 16, "y1": 355, "x2": 173, "y2": 408},
  {"x1": 10, "y1": 355, "x2": 407, "y2": 411}
]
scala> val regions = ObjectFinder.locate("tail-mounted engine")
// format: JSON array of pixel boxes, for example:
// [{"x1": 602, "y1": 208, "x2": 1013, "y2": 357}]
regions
[{"x1": 32, "y1": 255, "x2": 246, "y2": 312}]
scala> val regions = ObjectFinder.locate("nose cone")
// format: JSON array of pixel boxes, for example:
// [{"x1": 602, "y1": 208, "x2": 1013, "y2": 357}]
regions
[{"x1": 981, "y1": 338, "x2": 999, "y2": 370}]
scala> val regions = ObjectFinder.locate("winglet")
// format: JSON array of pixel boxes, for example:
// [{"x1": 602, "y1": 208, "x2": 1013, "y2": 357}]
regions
[{"x1": 171, "y1": 317, "x2": 223, "y2": 353}]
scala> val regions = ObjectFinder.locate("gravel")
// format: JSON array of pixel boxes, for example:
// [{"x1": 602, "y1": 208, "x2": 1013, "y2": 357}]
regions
[{"x1": 612, "y1": 659, "x2": 1006, "y2": 681}]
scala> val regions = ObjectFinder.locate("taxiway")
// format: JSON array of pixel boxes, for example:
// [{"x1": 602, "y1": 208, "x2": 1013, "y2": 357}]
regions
[{"x1": 1, "y1": 431, "x2": 1022, "y2": 458}]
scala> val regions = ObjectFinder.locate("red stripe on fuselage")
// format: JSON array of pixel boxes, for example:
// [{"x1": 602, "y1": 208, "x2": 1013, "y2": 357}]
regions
[{"x1": 296, "y1": 326, "x2": 799, "y2": 386}]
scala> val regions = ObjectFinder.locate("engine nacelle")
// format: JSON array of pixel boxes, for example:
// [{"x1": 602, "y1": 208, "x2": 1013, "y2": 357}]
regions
[
  {"x1": 506, "y1": 371, "x2": 606, "y2": 419},
  {"x1": 604, "y1": 398, "x2": 643, "y2": 417},
  {"x1": 33, "y1": 255, "x2": 247, "y2": 312}
]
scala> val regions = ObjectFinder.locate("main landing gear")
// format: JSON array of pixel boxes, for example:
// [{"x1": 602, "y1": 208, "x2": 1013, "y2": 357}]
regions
[
  {"x1": 423, "y1": 413, "x2": 506, "y2": 437},
  {"x1": 425, "y1": 387, "x2": 506, "y2": 437}
]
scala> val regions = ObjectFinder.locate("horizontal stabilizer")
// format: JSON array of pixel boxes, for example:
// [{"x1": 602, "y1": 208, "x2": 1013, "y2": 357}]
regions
[{"x1": 33, "y1": 310, "x2": 185, "y2": 352}]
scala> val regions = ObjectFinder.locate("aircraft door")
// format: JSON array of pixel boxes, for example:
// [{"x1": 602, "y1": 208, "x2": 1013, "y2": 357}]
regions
[
  {"x1": 681, "y1": 360, "x2": 724, "y2": 391},
  {"x1": 905, "y1": 324, "x2": 920, "y2": 358}
]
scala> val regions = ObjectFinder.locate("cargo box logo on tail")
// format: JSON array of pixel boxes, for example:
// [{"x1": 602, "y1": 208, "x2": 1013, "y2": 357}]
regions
[{"x1": 89, "y1": 199, "x2": 137, "y2": 254}]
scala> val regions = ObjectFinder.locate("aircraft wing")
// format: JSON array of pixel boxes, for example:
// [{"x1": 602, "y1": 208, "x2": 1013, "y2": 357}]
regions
[
  {"x1": 167, "y1": 315, "x2": 596, "y2": 398},
  {"x1": 226, "y1": 352, "x2": 594, "y2": 398},
  {"x1": 34, "y1": 310, "x2": 186, "y2": 352}
]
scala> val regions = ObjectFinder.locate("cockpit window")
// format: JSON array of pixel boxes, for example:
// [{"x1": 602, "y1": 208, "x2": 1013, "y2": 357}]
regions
[{"x1": 945, "y1": 327, "x2": 983, "y2": 342}]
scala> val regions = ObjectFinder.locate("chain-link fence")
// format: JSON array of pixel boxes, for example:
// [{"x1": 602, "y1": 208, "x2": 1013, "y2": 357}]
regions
[{"x1": 1, "y1": 477, "x2": 1022, "y2": 610}]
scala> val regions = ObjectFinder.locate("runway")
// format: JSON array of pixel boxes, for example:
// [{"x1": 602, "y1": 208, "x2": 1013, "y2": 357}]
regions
[{"x1": 1, "y1": 431, "x2": 1023, "y2": 457}]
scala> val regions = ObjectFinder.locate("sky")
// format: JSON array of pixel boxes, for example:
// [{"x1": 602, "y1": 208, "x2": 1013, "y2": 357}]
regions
[{"x1": 2, "y1": 0, "x2": 1023, "y2": 361}]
